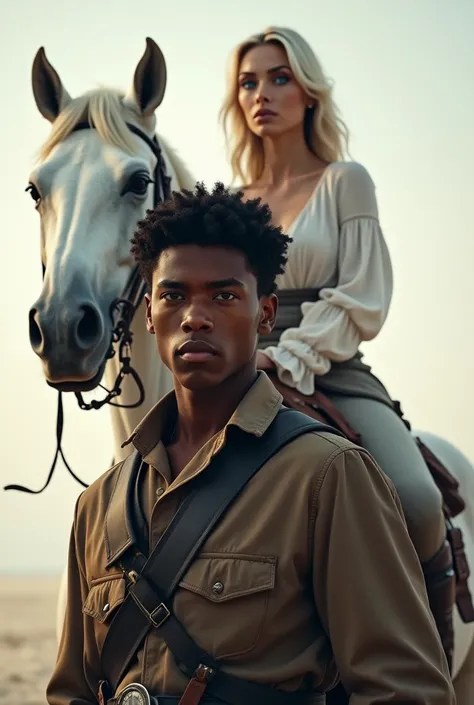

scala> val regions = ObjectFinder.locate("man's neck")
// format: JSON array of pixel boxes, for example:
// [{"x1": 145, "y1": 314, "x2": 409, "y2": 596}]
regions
[{"x1": 171, "y1": 364, "x2": 258, "y2": 455}]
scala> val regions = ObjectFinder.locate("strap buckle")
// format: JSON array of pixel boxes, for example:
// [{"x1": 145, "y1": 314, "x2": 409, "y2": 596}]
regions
[
  {"x1": 130, "y1": 589, "x2": 171, "y2": 629},
  {"x1": 127, "y1": 570, "x2": 140, "y2": 584}
]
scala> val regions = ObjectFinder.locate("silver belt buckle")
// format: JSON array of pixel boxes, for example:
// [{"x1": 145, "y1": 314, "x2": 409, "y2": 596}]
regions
[{"x1": 116, "y1": 683, "x2": 153, "y2": 705}]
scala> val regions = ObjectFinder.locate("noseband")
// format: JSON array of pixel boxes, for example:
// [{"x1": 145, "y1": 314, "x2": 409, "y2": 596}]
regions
[{"x1": 4, "y1": 122, "x2": 172, "y2": 495}]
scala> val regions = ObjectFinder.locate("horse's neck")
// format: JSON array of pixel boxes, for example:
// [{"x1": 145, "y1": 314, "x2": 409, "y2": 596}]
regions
[{"x1": 104, "y1": 299, "x2": 174, "y2": 463}]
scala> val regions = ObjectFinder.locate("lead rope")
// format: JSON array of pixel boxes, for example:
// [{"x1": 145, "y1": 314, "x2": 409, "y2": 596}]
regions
[
  {"x1": 3, "y1": 295, "x2": 147, "y2": 494},
  {"x1": 3, "y1": 391, "x2": 89, "y2": 493}
]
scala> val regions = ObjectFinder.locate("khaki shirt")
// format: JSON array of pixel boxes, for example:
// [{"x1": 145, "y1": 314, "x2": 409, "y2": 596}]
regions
[{"x1": 47, "y1": 373, "x2": 454, "y2": 704}]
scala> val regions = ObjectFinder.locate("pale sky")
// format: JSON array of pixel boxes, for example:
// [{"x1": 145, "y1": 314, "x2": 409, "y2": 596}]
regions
[{"x1": 1, "y1": 0, "x2": 473, "y2": 574}]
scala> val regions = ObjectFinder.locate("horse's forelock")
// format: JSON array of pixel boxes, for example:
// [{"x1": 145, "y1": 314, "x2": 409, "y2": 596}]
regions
[{"x1": 37, "y1": 88, "x2": 139, "y2": 162}]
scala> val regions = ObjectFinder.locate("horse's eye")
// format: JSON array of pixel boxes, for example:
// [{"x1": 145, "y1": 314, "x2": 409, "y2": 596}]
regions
[
  {"x1": 122, "y1": 172, "x2": 153, "y2": 197},
  {"x1": 26, "y1": 183, "x2": 41, "y2": 205}
]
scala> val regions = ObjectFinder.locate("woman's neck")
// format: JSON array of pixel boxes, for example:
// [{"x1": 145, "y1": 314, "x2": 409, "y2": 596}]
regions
[{"x1": 258, "y1": 129, "x2": 326, "y2": 188}]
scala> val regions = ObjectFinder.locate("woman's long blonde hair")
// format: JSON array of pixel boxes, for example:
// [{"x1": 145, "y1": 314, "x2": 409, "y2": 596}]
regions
[{"x1": 219, "y1": 27, "x2": 350, "y2": 185}]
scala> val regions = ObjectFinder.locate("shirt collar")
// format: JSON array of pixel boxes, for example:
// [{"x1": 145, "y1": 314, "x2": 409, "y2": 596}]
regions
[{"x1": 122, "y1": 371, "x2": 283, "y2": 465}]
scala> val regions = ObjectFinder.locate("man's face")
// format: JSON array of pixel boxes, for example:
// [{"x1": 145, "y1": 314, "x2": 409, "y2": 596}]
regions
[{"x1": 145, "y1": 244, "x2": 277, "y2": 390}]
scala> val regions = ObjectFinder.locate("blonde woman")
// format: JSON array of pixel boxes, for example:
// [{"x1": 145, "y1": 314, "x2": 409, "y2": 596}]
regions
[{"x1": 220, "y1": 26, "x2": 454, "y2": 672}]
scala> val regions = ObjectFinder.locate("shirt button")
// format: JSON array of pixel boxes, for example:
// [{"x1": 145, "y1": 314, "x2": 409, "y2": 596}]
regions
[
  {"x1": 103, "y1": 603, "x2": 110, "y2": 613},
  {"x1": 156, "y1": 488, "x2": 164, "y2": 497},
  {"x1": 212, "y1": 581, "x2": 224, "y2": 595}
]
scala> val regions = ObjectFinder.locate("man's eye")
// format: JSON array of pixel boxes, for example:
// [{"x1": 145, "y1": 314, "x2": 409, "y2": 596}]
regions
[
  {"x1": 215, "y1": 292, "x2": 237, "y2": 301},
  {"x1": 162, "y1": 292, "x2": 184, "y2": 301}
]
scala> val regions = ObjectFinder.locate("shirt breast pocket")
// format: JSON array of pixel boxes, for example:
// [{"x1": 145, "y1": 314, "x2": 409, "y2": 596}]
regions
[
  {"x1": 175, "y1": 553, "x2": 276, "y2": 660},
  {"x1": 83, "y1": 574, "x2": 126, "y2": 646}
]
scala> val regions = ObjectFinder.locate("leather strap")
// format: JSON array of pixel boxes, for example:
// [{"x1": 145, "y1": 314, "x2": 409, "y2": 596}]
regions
[
  {"x1": 447, "y1": 524, "x2": 474, "y2": 623},
  {"x1": 101, "y1": 407, "x2": 340, "y2": 703},
  {"x1": 266, "y1": 372, "x2": 360, "y2": 445}
]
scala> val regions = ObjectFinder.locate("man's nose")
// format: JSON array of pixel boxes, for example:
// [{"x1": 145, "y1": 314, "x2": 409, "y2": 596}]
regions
[{"x1": 181, "y1": 305, "x2": 214, "y2": 333}]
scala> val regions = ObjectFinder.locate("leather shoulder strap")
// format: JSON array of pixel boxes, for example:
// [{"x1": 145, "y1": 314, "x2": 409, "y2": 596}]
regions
[
  {"x1": 101, "y1": 408, "x2": 341, "y2": 698},
  {"x1": 104, "y1": 450, "x2": 143, "y2": 569}
]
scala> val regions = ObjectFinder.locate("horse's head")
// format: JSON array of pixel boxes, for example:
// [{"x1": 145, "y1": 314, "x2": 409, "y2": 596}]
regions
[{"x1": 28, "y1": 39, "x2": 170, "y2": 392}]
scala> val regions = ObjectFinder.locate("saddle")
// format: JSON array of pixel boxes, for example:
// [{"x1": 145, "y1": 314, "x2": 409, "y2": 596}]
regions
[{"x1": 266, "y1": 370, "x2": 474, "y2": 626}]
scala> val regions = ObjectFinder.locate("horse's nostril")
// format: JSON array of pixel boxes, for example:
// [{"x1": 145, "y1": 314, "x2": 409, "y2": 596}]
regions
[
  {"x1": 29, "y1": 308, "x2": 43, "y2": 351},
  {"x1": 76, "y1": 304, "x2": 102, "y2": 348}
]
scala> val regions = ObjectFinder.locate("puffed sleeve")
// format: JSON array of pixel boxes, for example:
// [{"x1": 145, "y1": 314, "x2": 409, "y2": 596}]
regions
[{"x1": 262, "y1": 163, "x2": 393, "y2": 395}]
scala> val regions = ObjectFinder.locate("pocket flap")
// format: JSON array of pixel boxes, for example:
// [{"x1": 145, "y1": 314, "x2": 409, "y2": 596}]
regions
[
  {"x1": 83, "y1": 574, "x2": 126, "y2": 622},
  {"x1": 179, "y1": 554, "x2": 276, "y2": 602}
]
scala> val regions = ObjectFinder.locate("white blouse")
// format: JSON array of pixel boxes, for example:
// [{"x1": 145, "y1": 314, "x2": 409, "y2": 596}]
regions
[{"x1": 261, "y1": 161, "x2": 393, "y2": 395}]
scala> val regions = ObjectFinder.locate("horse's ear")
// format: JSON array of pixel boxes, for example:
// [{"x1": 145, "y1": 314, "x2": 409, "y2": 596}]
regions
[
  {"x1": 32, "y1": 47, "x2": 71, "y2": 123},
  {"x1": 124, "y1": 37, "x2": 167, "y2": 117}
]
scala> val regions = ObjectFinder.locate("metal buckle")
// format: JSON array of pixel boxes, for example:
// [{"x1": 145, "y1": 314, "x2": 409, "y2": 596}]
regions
[
  {"x1": 116, "y1": 683, "x2": 152, "y2": 705},
  {"x1": 194, "y1": 663, "x2": 215, "y2": 682},
  {"x1": 148, "y1": 602, "x2": 170, "y2": 629},
  {"x1": 127, "y1": 570, "x2": 140, "y2": 584},
  {"x1": 130, "y1": 590, "x2": 171, "y2": 629}
]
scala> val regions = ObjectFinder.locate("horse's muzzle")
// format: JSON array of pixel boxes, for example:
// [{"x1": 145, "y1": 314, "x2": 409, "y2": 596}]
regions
[{"x1": 28, "y1": 297, "x2": 109, "y2": 389}]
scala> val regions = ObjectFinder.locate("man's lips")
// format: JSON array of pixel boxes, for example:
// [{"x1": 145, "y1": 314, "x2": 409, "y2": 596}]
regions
[{"x1": 176, "y1": 340, "x2": 218, "y2": 363}]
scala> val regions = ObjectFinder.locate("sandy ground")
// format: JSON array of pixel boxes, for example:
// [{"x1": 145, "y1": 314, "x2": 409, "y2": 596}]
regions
[{"x1": 0, "y1": 576, "x2": 60, "y2": 705}]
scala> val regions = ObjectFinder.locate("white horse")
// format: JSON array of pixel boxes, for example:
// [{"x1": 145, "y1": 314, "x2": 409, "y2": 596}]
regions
[
  {"x1": 26, "y1": 38, "x2": 474, "y2": 700},
  {"x1": 27, "y1": 36, "x2": 187, "y2": 633}
]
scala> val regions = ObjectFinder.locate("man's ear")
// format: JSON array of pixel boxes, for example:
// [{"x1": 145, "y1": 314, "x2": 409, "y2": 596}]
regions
[
  {"x1": 145, "y1": 293, "x2": 155, "y2": 334},
  {"x1": 258, "y1": 294, "x2": 278, "y2": 336}
]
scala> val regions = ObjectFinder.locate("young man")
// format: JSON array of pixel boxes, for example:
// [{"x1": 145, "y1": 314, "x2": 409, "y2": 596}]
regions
[{"x1": 47, "y1": 183, "x2": 454, "y2": 705}]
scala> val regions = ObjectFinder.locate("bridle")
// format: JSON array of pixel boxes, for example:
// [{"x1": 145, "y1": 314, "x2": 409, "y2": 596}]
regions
[{"x1": 4, "y1": 121, "x2": 172, "y2": 495}]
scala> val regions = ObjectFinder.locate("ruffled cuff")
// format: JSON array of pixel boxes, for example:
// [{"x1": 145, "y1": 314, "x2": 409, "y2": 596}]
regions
[{"x1": 261, "y1": 341, "x2": 331, "y2": 395}]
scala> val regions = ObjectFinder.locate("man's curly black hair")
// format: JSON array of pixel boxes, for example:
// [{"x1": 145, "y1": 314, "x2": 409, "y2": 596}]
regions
[{"x1": 131, "y1": 181, "x2": 290, "y2": 296}]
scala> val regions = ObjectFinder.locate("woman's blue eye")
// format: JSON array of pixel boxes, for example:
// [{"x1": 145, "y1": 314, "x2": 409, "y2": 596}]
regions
[{"x1": 240, "y1": 75, "x2": 290, "y2": 90}]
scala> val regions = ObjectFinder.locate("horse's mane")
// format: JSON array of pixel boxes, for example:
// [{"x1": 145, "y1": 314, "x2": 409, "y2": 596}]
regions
[{"x1": 38, "y1": 87, "x2": 196, "y2": 190}]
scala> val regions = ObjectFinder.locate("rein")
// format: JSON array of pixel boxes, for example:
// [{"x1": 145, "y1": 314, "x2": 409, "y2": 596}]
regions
[{"x1": 4, "y1": 121, "x2": 172, "y2": 495}]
